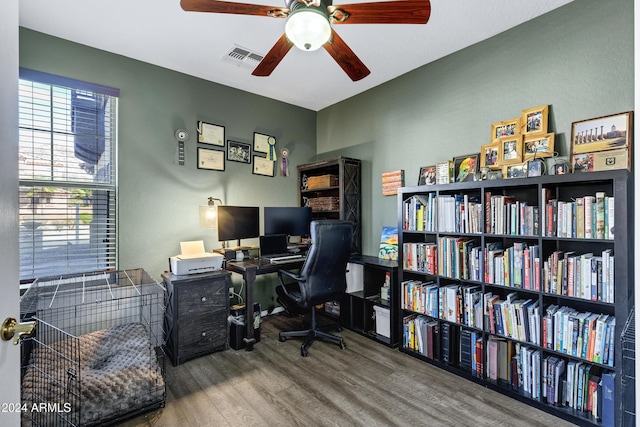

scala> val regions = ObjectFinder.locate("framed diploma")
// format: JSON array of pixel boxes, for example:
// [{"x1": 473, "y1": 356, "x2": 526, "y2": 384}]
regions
[
  {"x1": 197, "y1": 147, "x2": 225, "y2": 171},
  {"x1": 197, "y1": 121, "x2": 225, "y2": 146},
  {"x1": 254, "y1": 132, "x2": 275, "y2": 153},
  {"x1": 253, "y1": 156, "x2": 275, "y2": 177}
]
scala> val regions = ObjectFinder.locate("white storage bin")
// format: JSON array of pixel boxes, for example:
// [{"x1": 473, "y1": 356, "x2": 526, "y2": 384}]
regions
[{"x1": 373, "y1": 305, "x2": 390, "y2": 338}]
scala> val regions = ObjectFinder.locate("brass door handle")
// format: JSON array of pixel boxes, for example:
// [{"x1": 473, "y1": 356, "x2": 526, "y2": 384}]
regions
[{"x1": 1, "y1": 317, "x2": 36, "y2": 345}]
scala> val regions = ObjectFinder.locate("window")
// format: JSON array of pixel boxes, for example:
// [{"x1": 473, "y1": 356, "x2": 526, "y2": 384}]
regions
[{"x1": 18, "y1": 69, "x2": 119, "y2": 281}]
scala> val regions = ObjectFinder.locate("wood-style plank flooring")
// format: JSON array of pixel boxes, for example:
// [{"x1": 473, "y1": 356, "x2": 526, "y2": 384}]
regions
[{"x1": 120, "y1": 314, "x2": 577, "y2": 427}]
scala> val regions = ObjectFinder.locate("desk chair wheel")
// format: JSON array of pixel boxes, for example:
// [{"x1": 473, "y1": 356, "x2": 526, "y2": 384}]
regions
[
  {"x1": 301, "y1": 347, "x2": 309, "y2": 357},
  {"x1": 339, "y1": 339, "x2": 346, "y2": 350},
  {"x1": 279, "y1": 334, "x2": 286, "y2": 342}
]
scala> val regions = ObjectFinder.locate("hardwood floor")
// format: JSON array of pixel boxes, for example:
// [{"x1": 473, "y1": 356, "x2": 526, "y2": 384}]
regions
[{"x1": 120, "y1": 314, "x2": 577, "y2": 427}]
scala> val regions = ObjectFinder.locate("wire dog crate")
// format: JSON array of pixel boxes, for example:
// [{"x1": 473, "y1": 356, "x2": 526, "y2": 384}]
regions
[
  {"x1": 621, "y1": 307, "x2": 635, "y2": 426},
  {"x1": 20, "y1": 268, "x2": 166, "y2": 427}
]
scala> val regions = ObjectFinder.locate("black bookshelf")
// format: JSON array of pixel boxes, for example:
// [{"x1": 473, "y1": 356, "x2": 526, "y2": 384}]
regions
[{"x1": 397, "y1": 170, "x2": 632, "y2": 426}]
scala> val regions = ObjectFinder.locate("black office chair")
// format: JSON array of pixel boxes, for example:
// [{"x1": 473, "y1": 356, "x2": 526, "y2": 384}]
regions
[{"x1": 276, "y1": 219, "x2": 354, "y2": 357}]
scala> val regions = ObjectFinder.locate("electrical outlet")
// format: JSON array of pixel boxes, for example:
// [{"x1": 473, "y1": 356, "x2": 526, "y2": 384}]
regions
[{"x1": 229, "y1": 287, "x2": 234, "y2": 298}]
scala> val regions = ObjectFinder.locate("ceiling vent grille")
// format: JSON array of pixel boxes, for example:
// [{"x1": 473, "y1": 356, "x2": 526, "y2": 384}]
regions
[{"x1": 222, "y1": 45, "x2": 264, "y2": 71}]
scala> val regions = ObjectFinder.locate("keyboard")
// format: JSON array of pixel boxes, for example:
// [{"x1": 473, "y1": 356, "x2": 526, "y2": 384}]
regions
[{"x1": 266, "y1": 254, "x2": 305, "y2": 264}]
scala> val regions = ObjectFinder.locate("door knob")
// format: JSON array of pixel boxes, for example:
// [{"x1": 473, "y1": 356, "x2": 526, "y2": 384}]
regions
[{"x1": 1, "y1": 317, "x2": 36, "y2": 345}]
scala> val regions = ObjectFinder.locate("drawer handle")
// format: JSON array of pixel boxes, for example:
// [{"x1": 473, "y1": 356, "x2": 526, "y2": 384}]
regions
[
  {"x1": 201, "y1": 332, "x2": 206, "y2": 337},
  {"x1": 201, "y1": 297, "x2": 207, "y2": 302}
]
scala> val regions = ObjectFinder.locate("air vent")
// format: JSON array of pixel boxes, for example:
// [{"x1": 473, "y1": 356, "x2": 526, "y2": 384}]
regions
[{"x1": 222, "y1": 45, "x2": 264, "y2": 71}]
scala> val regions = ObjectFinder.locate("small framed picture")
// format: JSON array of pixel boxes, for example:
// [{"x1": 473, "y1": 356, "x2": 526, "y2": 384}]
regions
[
  {"x1": 197, "y1": 147, "x2": 225, "y2": 171},
  {"x1": 197, "y1": 121, "x2": 225, "y2": 146},
  {"x1": 524, "y1": 133, "x2": 555, "y2": 160},
  {"x1": 227, "y1": 140, "x2": 251, "y2": 163},
  {"x1": 572, "y1": 153, "x2": 594, "y2": 173},
  {"x1": 487, "y1": 170, "x2": 503, "y2": 180},
  {"x1": 527, "y1": 159, "x2": 544, "y2": 177},
  {"x1": 418, "y1": 165, "x2": 437, "y2": 186},
  {"x1": 491, "y1": 117, "x2": 521, "y2": 141},
  {"x1": 436, "y1": 160, "x2": 454, "y2": 184},
  {"x1": 253, "y1": 132, "x2": 276, "y2": 154},
  {"x1": 521, "y1": 105, "x2": 549, "y2": 136},
  {"x1": 480, "y1": 143, "x2": 500, "y2": 169},
  {"x1": 253, "y1": 156, "x2": 275, "y2": 177},
  {"x1": 452, "y1": 153, "x2": 479, "y2": 183},
  {"x1": 551, "y1": 161, "x2": 569, "y2": 175},
  {"x1": 505, "y1": 163, "x2": 527, "y2": 179},
  {"x1": 500, "y1": 136, "x2": 523, "y2": 165}
]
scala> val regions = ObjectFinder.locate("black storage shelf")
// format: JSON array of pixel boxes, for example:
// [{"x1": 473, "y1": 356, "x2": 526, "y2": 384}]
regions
[{"x1": 397, "y1": 170, "x2": 632, "y2": 427}]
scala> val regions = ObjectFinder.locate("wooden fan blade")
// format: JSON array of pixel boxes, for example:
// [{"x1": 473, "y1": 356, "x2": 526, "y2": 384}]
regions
[
  {"x1": 180, "y1": 0, "x2": 289, "y2": 17},
  {"x1": 252, "y1": 34, "x2": 294, "y2": 77},
  {"x1": 328, "y1": 0, "x2": 430, "y2": 24},
  {"x1": 323, "y1": 29, "x2": 370, "y2": 81}
]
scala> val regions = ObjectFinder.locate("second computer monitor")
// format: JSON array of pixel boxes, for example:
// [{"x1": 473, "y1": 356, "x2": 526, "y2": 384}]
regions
[{"x1": 264, "y1": 206, "x2": 312, "y2": 237}]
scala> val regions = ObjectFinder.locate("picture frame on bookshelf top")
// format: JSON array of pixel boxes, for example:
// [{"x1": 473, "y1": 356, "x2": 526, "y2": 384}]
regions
[
  {"x1": 521, "y1": 104, "x2": 549, "y2": 136},
  {"x1": 491, "y1": 117, "x2": 521, "y2": 141}
]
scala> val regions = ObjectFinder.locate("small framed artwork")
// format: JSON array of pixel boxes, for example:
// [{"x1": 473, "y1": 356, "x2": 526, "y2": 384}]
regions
[
  {"x1": 505, "y1": 163, "x2": 527, "y2": 179},
  {"x1": 521, "y1": 105, "x2": 549, "y2": 136},
  {"x1": 523, "y1": 133, "x2": 555, "y2": 160},
  {"x1": 572, "y1": 153, "x2": 594, "y2": 173},
  {"x1": 436, "y1": 160, "x2": 454, "y2": 184},
  {"x1": 491, "y1": 117, "x2": 521, "y2": 141},
  {"x1": 551, "y1": 161, "x2": 569, "y2": 175},
  {"x1": 418, "y1": 165, "x2": 437, "y2": 186},
  {"x1": 453, "y1": 153, "x2": 479, "y2": 183},
  {"x1": 500, "y1": 136, "x2": 523, "y2": 165},
  {"x1": 253, "y1": 156, "x2": 275, "y2": 177},
  {"x1": 253, "y1": 132, "x2": 276, "y2": 153},
  {"x1": 527, "y1": 159, "x2": 544, "y2": 177},
  {"x1": 227, "y1": 140, "x2": 251, "y2": 164},
  {"x1": 570, "y1": 111, "x2": 632, "y2": 170},
  {"x1": 197, "y1": 121, "x2": 225, "y2": 146},
  {"x1": 480, "y1": 143, "x2": 500, "y2": 169},
  {"x1": 487, "y1": 169, "x2": 503, "y2": 180},
  {"x1": 197, "y1": 147, "x2": 225, "y2": 171}
]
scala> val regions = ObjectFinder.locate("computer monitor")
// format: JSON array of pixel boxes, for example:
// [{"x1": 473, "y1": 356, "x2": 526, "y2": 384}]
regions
[
  {"x1": 217, "y1": 206, "x2": 260, "y2": 244},
  {"x1": 264, "y1": 206, "x2": 312, "y2": 237}
]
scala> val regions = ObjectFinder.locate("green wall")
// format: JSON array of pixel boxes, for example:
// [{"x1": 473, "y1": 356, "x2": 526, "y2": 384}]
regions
[
  {"x1": 318, "y1": 0, "x2": 634, "y2": 256},
  {"x1": 19, "y1": 28, "x2": 317, "y2": 309}
]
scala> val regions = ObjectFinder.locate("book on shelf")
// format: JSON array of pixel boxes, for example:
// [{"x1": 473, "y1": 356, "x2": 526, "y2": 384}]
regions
[{"x1": 543, "y1": 192, "x2": 614, "y2": 240}]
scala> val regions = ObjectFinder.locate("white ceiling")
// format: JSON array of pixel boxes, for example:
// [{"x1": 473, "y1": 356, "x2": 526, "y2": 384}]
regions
[{"x1": 19, "y1": 0, "x2": 573, "y2": 111}]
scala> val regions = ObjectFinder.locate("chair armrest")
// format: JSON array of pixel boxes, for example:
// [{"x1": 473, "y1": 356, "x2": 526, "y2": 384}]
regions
[{"x1": 277, "y1": 269, "x2": 306, "y2": 301}]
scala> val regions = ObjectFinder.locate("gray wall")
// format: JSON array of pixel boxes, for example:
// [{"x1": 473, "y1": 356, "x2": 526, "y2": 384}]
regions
[
  {"x1": 318, "y1": 0, "x2": 634, "y2": 256},
  {"x1": 19, "y1": 28, "x2": 317, "y2": 308}
]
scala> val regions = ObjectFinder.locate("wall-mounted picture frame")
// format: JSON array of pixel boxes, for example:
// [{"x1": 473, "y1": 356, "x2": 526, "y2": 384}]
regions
[
  {"x1": 491, "y1": 117, "x2": 520, "y2": 141},
  {"x1": 253, "y1": 132, "x2": 276, "y2": 154},
  {"x1": 570, "y1": 111, "x2": 632, "y2": 171},
  {"x1": 227, "y1": 140, "x2": 251, "y2": 164},
  {"x1": 523, "y1": 133, "x2": 555, "y2": 160},
  {"x1": 452, "y1": 153, "x2": 479, "y2": 183},
  {"x1": 418, "y1": 165, "x2": 436, "y2": 186},
  {"x1": 526, "y1": 159, "x2": 544, "y2": 177},
  {"x1": 197, "y1": 147, "x2": 225, "y2": 171},
  {"x1": 480, "y1": 142, "x2": 500, "y2": 169},
  {"x1": 197, "y1": 121, "x2": 225, "y2": 146},
  {"x1": 505, "y1": 163, "x2": 527, "y2": 179},
  {"x1": 253, "y1": 156, "x2": 275, "y2": 177},
  {"x1": 521, "y1": 105, "x2": 549, "y2": 136},
  {"x1": 500, "y1": 136, "x2": 523, "y2": 165}
]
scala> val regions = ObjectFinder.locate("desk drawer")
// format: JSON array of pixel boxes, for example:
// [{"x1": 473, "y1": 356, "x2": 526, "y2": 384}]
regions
[
  {"x1": 176, "y1": 309, "x2": 228, "y2": 359},
  {"x1": 177, "y1": 279, "x2": 227, "y2": 316}
]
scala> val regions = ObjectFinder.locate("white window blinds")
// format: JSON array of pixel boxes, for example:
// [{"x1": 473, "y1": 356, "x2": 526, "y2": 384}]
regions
[{"x1": 18, "y1": 69, "x2": 119, "y2": 281}]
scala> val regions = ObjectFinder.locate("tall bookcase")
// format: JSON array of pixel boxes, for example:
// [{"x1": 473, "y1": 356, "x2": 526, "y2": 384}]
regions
[
  {"x1": 397, "y1": 170, "x2": 632, "y2": 426},
  {"x1": 298, "y1": 157, "x2": 361, "y2": 254}
]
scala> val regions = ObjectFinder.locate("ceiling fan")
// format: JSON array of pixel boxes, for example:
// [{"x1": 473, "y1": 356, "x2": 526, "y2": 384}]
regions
[{"x1": 180, "y1": 0, "x2": 431, "y2": 81}]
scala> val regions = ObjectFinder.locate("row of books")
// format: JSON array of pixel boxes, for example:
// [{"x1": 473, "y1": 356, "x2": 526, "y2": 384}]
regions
[
  {"x1": 485, "y1": 194, "x2": 539, "y2": 236},
  {"x1": 543, "y1": 249, "x2": 614, "y2": 303},
  {"x1": 485, "y1": 292, "x2": 541, "y2": 345},
  {"x1": 402, "y1": 242, "x2": 437, "y2": 274},
  {"x1": 483, "y1": 242, "x2": 541, "y2": 289},
  {"x1": 402, "y1": 193, "x2": 482, "y2": 234},
  {"x1": 543, "y1": 305, "x2": 615, "y2": 366},
  {"x1": 403, "y1": 281, "x2": 485, "y2": 328},
  {"x1": 542, "y1": 189, "x2": 614, "y2": 240}
]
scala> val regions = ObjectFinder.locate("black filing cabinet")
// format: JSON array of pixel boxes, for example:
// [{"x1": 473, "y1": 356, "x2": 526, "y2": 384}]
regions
[{"x1": 162, "y1": 271, "x2": 230, "y2": 366}]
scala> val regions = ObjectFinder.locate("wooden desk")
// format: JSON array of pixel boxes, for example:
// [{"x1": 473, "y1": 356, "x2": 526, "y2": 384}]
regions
[{"x1": 226, "y1": 257, "x2": 304, "y2": 351}]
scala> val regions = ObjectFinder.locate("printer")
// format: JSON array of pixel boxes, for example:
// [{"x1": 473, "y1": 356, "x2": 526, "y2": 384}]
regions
[{"x1": 169, "y1": 240, "x2": 224, "y2": 275}]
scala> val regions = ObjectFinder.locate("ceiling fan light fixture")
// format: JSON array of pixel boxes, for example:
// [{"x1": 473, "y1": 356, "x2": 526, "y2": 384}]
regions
[{"x1": 285, "y1": 8, "x2": 331, "y2": 52}]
